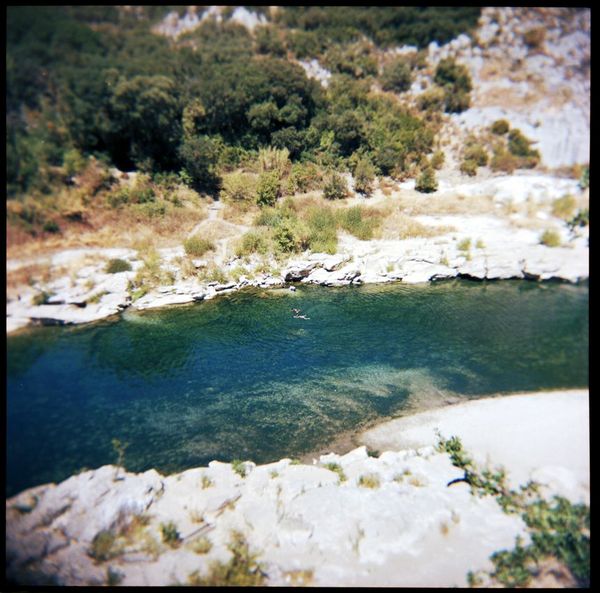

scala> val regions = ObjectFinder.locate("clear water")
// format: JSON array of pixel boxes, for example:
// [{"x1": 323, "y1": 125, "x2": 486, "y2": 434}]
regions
[{"x1": 6, "y1": 280, "x2": 588, "y2": 497}]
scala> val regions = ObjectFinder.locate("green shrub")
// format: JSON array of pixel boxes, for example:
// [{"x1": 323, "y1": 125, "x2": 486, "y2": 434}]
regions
[
  {"x1": 187, "y1": 531, "x2": 266, "y2": 586},
  {"x1": 106, "y1": 258, "x2": 132, "y2": 274},
  {"x1": 415, "y1": 167, "x2": 438, "y2": 193},
  {"x1": 491, "y1": 119, "x2": 510, "y2": 135},
  {"x1": 568, "y1": 208, "x2": 589, "y2": 229},
  {"x1": 323, "y1": 172, "x2": 349, "y2": 200},
  {"x1": 430, "y1": 150, "x2": 445, "y2": 170},
  {"x1": 540, "y1": 229, "x2": 561, "y2": 247},
  {"x1": 273, "y1": 220, "x2": 299, "y2": 253},
  {"x1": 160, "y1": 521, "x2": 181, "y2": 547},
  {"x1": 434, "y1": 58, "x2": 472, "y2": 93},
  {"x1": 231, "y1": 459, "x2": 247, "y2": 478},
  {"x1": 107, "y1": 187, "x2": 131, "y2": 208},
  {"x1": 358, "y1": 474, "x2": 381, "y2": 489},
  {"x1": 353, "y1": 157, "x2": 376, "y2": 196},
  {"x1": 380, "y1": 58, "x2": 413, "y2": 93},
  {"x1": 460, "y1": 159, "x2": 478, "y2": 176},
  {"x1": 304, "y1": 205, "x2": 338, "y2": 254},
  {"x1": 463, "y1": 144, "x2": 488, "y2": 166},
  {"x1": 43, "y1": 220, "x2": 60, "y2": 233},
  {"x1": 256, "y1": 171, "x2": 281, "y2": 207},
  {"x1": 32, "y1": 290, "x2": 54, "y2": 306},
  {"x1": 490, "y1": 147, "x2": 520, "y2": 173},
  {"x1": 551, "y1": 195, "x2": 577, "y2": 220},
  {"x1": 507, "y1": 129, "x2": 538, "y2": 158},
  {"x1": 184, "y1": 235, "x2": 215, "y2": 257},
  {"x1": 417, "y1": 87, "x2": 446, "y2": 112},
  {"x1": 235, "y1": 231, "x2": 270, "y2": 257},
  {"x1": 286, "y1": 161, "x2": 324, "y2": 195},
  {"x1": 457, "y1": 237, "x2": 471, "y2": 251},
  {"x1": 337, "y1": 206, "x2": 379, "y2": 240},
  {"x1": 579, "y1": 166, "x2": 589, "y2": 190},
  {"x1": 324, "y1": 462, "x2": 347, "y2": 482},
  {"x1": 257, "y1": 146, "x2": 290, "y2": 177},
  {"x1": 63, "y1": 148, "x2": 87, "y2": 177},
  {"x1": 220, "y1": 171, "x2": 257, "y2": 204},
  {"x1": 90, "y1": 530, "x2": 120, "y2": 562}
]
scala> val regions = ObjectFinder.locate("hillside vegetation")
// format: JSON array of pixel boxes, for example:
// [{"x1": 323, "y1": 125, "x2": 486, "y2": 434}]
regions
[{"x1": 7, "y1": 6, "x2": 481, "y2": 247}]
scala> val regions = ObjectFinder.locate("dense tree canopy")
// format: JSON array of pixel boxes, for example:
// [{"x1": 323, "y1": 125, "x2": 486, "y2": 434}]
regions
[{"x1": 7, "y1": 5, "x2": 480, "y2": 199}]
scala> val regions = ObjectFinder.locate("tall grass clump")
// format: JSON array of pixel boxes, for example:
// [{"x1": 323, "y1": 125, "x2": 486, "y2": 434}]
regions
[
  {"x1": 539, "y1": 229, "x2": 561, "y2": 247},
  {"x1": 235, "y1": 231, "x2": 270, "y2": 257},
  {"x1": 337, "y1": 206, "x2": 380, "y2": 240},
  {"x1": 304, "y1": 205, "x2": 338, "y2": 254},
  {"x1": 105, "y1": 258, "x2": 132, "y2": 274},
  {"x1": 323, "y1": 172, "x2": 349, "y2": 200},
  {"x1": 551, "y1": 195, "x2": 576, "y2": 220},
  {"x1": 184, "y1": 235, "x2": 215, "y2": 257}
]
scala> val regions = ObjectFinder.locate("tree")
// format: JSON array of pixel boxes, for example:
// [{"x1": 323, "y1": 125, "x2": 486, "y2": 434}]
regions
[
  {"x1": 415, "y1": 166, "x2": 438, "y2": 193},
  {"x1": 178, "y1": 135, "x2": 222, "y2": 195},
  {"x1": 353, "y1": 157, "x2": 376, "y2": 195}
]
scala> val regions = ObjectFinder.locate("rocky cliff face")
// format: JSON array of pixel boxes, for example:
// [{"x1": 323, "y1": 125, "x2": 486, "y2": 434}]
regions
[{"x1": 428, "y1": 7, "x2": 590, "y2": 169}]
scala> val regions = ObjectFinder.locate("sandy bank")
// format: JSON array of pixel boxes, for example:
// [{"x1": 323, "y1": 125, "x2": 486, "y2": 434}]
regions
[
  {"x1": 360, "y1": 389, "x2": 589, "y2": 504},
  {"x1": 6, "y1": 389, "x2": 589, "y2": 587}
]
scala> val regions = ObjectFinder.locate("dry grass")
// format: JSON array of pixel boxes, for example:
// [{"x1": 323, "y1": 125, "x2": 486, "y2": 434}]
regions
[
  {"x1": 380, "y1": 210, "x2": 455, "y2": 240},
  {"x1": 395, "y1": 191, "x2": 497, "y2": 216}
]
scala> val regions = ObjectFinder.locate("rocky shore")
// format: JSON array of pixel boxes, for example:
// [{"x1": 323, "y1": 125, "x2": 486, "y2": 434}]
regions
[
  {"x1": 6, "y1": 389, "x2": 588, "y2": 587},
  {"x1": 5, "y1": 172, "x2": 589, "y2": 336}
]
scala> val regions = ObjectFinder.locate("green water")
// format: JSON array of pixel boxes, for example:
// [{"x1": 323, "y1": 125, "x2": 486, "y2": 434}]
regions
[{"x1": 6, "y1": 280, "x2": 588, "y2": 497}]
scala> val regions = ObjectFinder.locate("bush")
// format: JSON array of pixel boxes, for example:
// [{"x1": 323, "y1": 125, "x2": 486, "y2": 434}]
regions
[
  {"x1": 444, "y1": 88, "x2": 471, "y2": 113},
  {"x1": 107, "y1": 187, "x2": 130, "y2": 208},
  {"x1": 460, "y1": 159, "x2": 478, "y2": 176},
  {"x1": 323, "y1": 172, "x2": 348, "y2": 200},
  {"x1": 256, "y1": 171, "x2": 281, "y2": 207},
  {"x1": 160, "y1": 521, "x2": 181, "y2": 547},
  {"x1": 286, "y1": 161, "x2": 324, "y2": 195},
  {"x1": 304, "y1": 205, "x2": 338, "y2": 254},
  {"x1": 491, "y1": 119, "x2": 510, "y2": 135},
  {"x1": 353, "y1": 157, "x2": 376, "y2": 195},
  {"x1": 430, "y1": 150, "x2": 445, "y2": 170},
  {"x1": 63, "y1": 148, "x2": 87, "y2": 177},
  {"x1": 434, "y1": 58, "x2": 472, "y2": 93},
  {"x1": 415, "y1": 167, "x2": 438, "y2": 193},
  {"x1": 417, "y1": 87, "x2": 446, "y2": 112},
  {"x1": 490, "y1": 147, "x2": 519, "y2": 173},
  {"x1": 337, "y1": 206, "x2": 379, "y2": 240},
  {"x1": 380, "y1": 58, "x2": 413, "y2": 93},
  {"x1": 463, "y1": 144, "x2": 488, "y2": 166},
  {"x1": 540, "y1": 229, "x2": 561, "y2": 247},
  {"x1": 551, "y1": 195, "x2": 577, "y2": 220},
  {"x1": 257, "y1": 146, "x2": 290, "y2": 177},
  {"x1": 90, "y1": 530, "x2": 119, "y2": 562},
  {"x1": 523, "y1": 27, "x2": 545, "y2": 49},
  {"x1": 568, "y1": 208, "x2": 589, "y2": 229},
  {"x1": 220, "y1": 171, "x2": 257, "y2": 204},
  {"x1": 507, "y1": 129, "x2": 538, "y2": 158},
  {"x1": 273, "y1": 220, "x2": 299, "y2": 253},
  {"x1": 579, "y1": 166, "x2": 589, "y2": 190},
  {"x1": 106, "y1": 258, "x2": 132, "y2": 273},
  {"x1": 235, "y1": 231, "x2": 270, "y2": 257},
  {"x1": 184, "y1": 235, "x2": 215, "y2": 257},
  {"x1": 43, "y1": 220, "x2": 60, "y2": 233}
]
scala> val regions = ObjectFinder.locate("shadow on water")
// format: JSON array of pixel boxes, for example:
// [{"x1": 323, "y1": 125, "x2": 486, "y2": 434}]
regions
[{"x1": 6, "y1": 280, "x2": 588, "y2": 496}]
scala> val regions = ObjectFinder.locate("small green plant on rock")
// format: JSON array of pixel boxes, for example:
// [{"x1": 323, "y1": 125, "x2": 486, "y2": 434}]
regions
[
  {"x1": 415, "y1": 166, "x2": 438, "y2": 193},
  {"x1": 106, "y1": 258, "x2": 132, "y2": 274},
  {"x1": 231, "y1": 459, "x2": 248, "y2": 478},
  {"x1": 160, "y1": 521, "x2": 181, "y2": 548},
  {"x1": 90, "y1": 530, "x2": 120, "y2": 563},
  {"x1": 358, "y1": 474, "x2": 381, "y2": 489},
  {"x1": 323, "y1": 462, "x2": 347, "y2": 483},
  {"x1": 190, "y1": 536, "x2": 212, "y2": 555},
  {"x1": 540, "y1": 229, "x2": 561, "y2": 247},
  {"x1": 111, "y1": 438, "x2": 129, "y2": 481},
  {"x1": 457, "y1": 237, "x2": 471, "y2": 252},
  {"x1": 188, "y1": 530, "x2": 267, "y2": 586}
]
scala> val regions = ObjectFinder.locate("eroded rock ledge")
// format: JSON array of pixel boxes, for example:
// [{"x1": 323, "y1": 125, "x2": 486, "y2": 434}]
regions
[{"x1": 6, "y1": 390, "x2": 588, "y2": 587}]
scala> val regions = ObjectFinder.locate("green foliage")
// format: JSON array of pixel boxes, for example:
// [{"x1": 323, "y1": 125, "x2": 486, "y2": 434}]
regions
[
  {"x1": 105, "y1": 258, "x2": 131, "y2": 274},
  {"x1": 256, "y1": 171, "x2": 281, "y2": 207},
  {"x1": 32, "y1": 290, "x2": 54, "y2": 306},
  {"x1": 567, "y1": 208, "x2": 589, "y2": 229},
  {"x1": 417, "y1": 87, "x2": 446, "y2": 112},
  {"x1": 337, "y1": 206, "x2": 381, "y2": 240},
  {"x1": 540, "y1": 229, "x2": 561, "y2": 247},
  {"x1": 463, "y1": 143, "x2": 488, "y2": 167},
  {"x1": 323, "y1": 172, "x2": 349, "y2": 200},
  {"x1": 277, "y1": 7, "x2": 480, "y2": 49},
  {"x1": 273, "y1": 220, "x2": 299, "y2": 253},
  {"x1": 286, "y1": 161, "x2": 324, "y2": 195},
  {"x1": 507, "y1": 129, "x2": 539, "y2": 159},
  {"x1": 178, "y1": 135, "x2": 222, "y2": 196},
  {"x1": 323, "y1": 462, "x2": 347, "y2": 482},
  {"x1": 579, "y1": 166, "x2": 589, "y2": 190},
  {"x1": 457, "y1": 238, "x2": 472, "y2": 251},
  {"x1": 231, "y1": 459, "x2": 247, "y2": 478},
  {"x1": 184, "y1": 235, "x2": 214, "y2": 257},
  {"x1": 353, "y1": 157, "x2": 376, "y2": 196},
  {"x1": 90, "y1": 530, "x2": 120, "y2": 563},
  {"x1": 188, "y1": 531, "x2": 266, "y2": 586},
  {"x1": 323, "y1": 41, "x2": 378, "y2": 79},
  {"x1": 437, "y1": 434, "x2": 590, "y2": 588},
  {"x1": 430, "y1": 150, "x2": 445, "y2": 170},
  {"x1": 381, "y1": 58, "x2": 413, "y2": 93},
  {"x1": 460, "y1": 159, "x2": 478, "y2": 177},
  {"x1": 415, "y1": 167, "x2": 438, "y2": 193},
  {"x1": 434, "y1": 58, "x2": 472, "y2": 114},
  {"x1": 303, "y1": 205, "x2": 338, "y2": 254},
  {"x1": 358, "y1": 474, "x2": 381, "y2": 489},
  {"x1": 63, "y1": 148, "x2": 87, "y2": 177},
  {"x1": 551, "y1": 195, "x2": 577, "y2": 220},
  {"x1": 491, "y1": 119, "x2": 510, "y2": 135},
  {"x1": 235, "y1": 231, "x2": 270, "y2": 257},
  {"x1": 106, "y1": 567, "x2": 124, "y2": 586},
  {"x1": 160, "y1": 521, "x2": 181, "y2": 547},
  {"x1": 43, "y1": 220, "x2": 61, "y2": 234},
  {"x1": 220, "y1": 171, "x2": 257, "y2": 204},
  {"x1": 191, "y1": 536, "x2": 213, "y2": 555}
]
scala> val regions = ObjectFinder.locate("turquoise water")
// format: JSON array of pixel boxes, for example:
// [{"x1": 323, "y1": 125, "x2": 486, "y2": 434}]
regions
[{"x1": 6, "y1": 280, "x2": 588, "y2": 497}]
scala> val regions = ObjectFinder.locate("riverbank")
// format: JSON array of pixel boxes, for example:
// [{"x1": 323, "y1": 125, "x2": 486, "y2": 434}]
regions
[
  {"x1": 6, "y1": 389, "x2": 588, "y2": 587},
  {"x1": 5, "y1": 172, "x2": 590, "y2": 336}
]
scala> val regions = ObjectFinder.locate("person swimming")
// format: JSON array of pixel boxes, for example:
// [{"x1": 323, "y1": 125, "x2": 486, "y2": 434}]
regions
[{"x1": 292, "y1": 308, "x2": 310, "y2": 320}]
